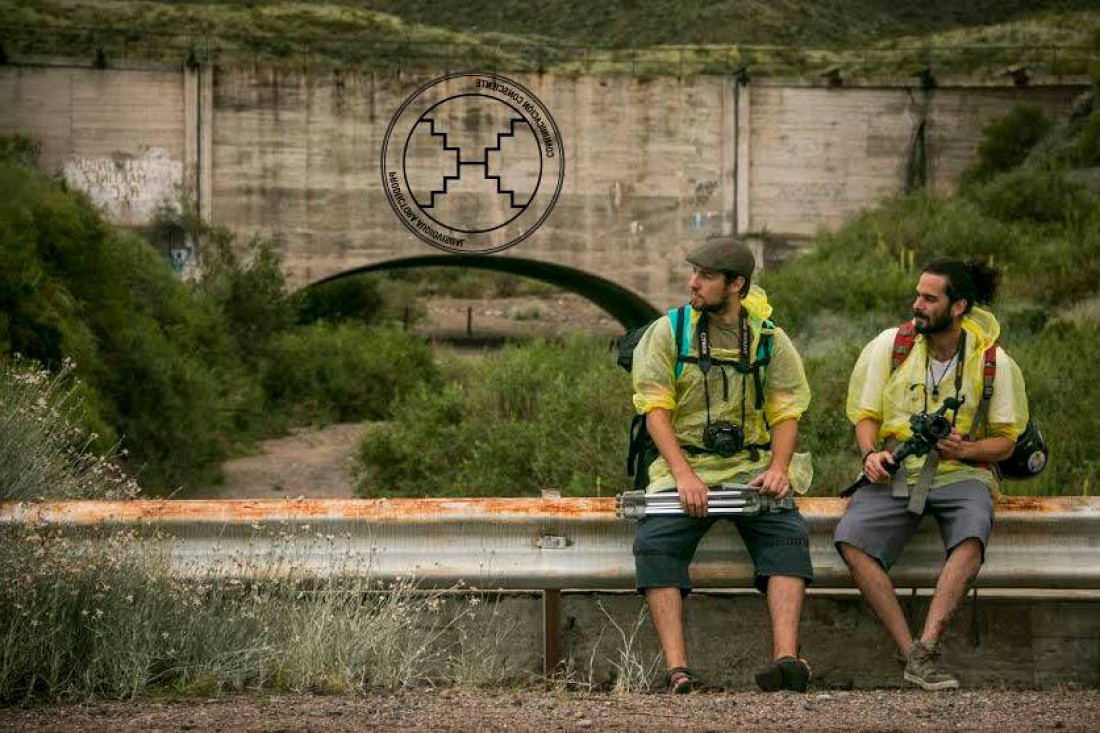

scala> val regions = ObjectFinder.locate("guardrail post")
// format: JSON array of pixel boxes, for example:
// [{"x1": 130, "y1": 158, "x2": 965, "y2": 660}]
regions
[{"x1": 542, "y1": 589, "x2": 563, "y2": 677}]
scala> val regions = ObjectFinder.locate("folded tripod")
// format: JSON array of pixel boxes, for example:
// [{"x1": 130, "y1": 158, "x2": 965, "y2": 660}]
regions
[{"x1": 616, "y1": 483, "x2": 796, "y2": 520}]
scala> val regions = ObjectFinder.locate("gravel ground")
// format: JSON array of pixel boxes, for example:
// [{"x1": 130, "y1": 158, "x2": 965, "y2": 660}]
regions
[{"x1": 3, "y1": 689, "x2": 1098, "y2": 731}]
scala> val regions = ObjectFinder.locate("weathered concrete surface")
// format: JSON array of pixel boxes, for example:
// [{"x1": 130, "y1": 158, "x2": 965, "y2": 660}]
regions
[
  {"x1": 0, "y1": 64, "x2": 185, "y2": 226},
  {"x1": 0, "y1": 60, "x2": 1089, "y2": 313},
  {"x1": 489, "y1": 591, "x2": 1100, "y2": 689},
  {"x1": 209, "y1": 68, "x2": 733, "y2": 308},
  {"x1": 746, "y1": 83, "x2": 1082, "y2": 237}
]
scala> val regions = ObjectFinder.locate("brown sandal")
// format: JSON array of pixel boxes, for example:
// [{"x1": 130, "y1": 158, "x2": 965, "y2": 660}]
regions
[{"x1": 666, "y1": 666, "x2": 698, "y2": 694}]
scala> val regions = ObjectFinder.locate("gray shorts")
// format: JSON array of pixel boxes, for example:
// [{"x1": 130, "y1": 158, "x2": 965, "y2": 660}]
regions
[{"x1": 833, "y1": 479, "x2": 993, "y2": 571}]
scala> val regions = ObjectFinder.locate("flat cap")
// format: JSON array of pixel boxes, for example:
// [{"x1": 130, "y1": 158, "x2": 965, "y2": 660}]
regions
[{"x1": 685, "y1": 236, "x2": 755, "y2": 277}]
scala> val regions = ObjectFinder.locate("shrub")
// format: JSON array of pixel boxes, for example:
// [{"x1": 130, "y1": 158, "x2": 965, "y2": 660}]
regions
[
  {"x1": 1074, "y1": 108, "x2": 1100, "y2": 166},
  {"x1": 0, "y1": 359, "x2": 139, "y2": 501},
  {"x1": 295, "y1": 274, "x2": 385, "y2": 325},
  {"x1": 356, "y1": 335, "x2": 631, "y2": 496},
  {"x1": 964, "y1": 104, "x2": 1052, "y2": 183},
  {"x1": 0, "y1": 160, "x2": 254, "y2": 490},
  {"x1": 0, "y1": 133, "x2": 41, "y2": 167},
  {"x1": 0, "y1": 527, "x2": 527, "y2": 703},
  {"x1": 263, "y1": 323, "x2": 438, "y2": 424},
  {"x1": 968, "y1": 169, "x2": 1094, "y2": 224},
  {"x1": 195, "y1": 232, "x2": 297, "y2": 356}
]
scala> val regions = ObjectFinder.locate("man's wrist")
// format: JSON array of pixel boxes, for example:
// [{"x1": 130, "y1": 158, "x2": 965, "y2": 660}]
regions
[{"x1": 860, "y1": 446, "x2": 877, "y2": 461}]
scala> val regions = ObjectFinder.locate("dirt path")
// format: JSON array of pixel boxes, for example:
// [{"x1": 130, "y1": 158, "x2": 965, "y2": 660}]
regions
[
  {"x1": 3, "y1": 689, "x2": 1097, "y2": 731},
  {"x1": 195, "y1": 293, "x2": 621, "y2": 500},
  {"x1": 415, "y1": 293, "x2": 623, "y2": 339},
  {"x1": 194, "y1": 423, "x2": 363, "y2": 499}
]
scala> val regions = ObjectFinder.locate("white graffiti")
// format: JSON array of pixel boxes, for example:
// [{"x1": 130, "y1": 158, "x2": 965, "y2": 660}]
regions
[{"x1": 62, "y1": 147, "x2": 182, "y2": 224}]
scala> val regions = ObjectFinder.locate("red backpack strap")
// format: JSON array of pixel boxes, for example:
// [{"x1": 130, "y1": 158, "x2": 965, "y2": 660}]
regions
[
  {"x1": 968, "y1": 342, "x2": 999, "y2": 445},
  {"x1": 981, "y1": 343, "x2": 998, "y2": 400},
  {"x1": 891, "y1": 321, "x2": 918, "y2": 371}
]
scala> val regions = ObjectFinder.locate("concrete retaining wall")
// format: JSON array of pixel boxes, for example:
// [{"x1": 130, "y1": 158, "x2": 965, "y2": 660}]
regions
[{"x1": 489, "y1": 591, "x2": 1100, "y2": 689}]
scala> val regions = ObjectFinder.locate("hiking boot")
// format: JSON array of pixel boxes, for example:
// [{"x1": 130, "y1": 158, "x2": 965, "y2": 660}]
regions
[
  {"x1": 754, "y1": 656, "x2": 812, "y2": 692},
  {"x1": 903, "y1": 640, "x2": 960, "y2": 691}
]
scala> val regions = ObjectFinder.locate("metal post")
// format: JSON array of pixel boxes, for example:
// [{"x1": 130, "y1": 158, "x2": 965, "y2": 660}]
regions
[
  {"x1": 542, "y1": 589, "x2": 562, "y2": 678},
  {"x1": 466, "y1": 306, "x2": 473, "y2": 337},
  {"x1": 970, "y1": 587, "x2": 982, "y2": 648}
]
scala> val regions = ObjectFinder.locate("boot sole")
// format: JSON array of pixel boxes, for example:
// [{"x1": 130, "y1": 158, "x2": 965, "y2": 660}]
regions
[
  {"x1": 754, "y1": 666, "x2": 785, "y2": 692},
  {"x1": 903, "y1": 671, "x2": 960, "y2": 691}
]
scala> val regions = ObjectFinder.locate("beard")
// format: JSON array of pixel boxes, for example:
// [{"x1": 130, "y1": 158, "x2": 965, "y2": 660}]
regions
[
  {"x1": 914, "y1": 309, "x2": 953, "y2": 334},
  {"x1": 692, "y1": 291, "x2": 733, "y2": 316}
]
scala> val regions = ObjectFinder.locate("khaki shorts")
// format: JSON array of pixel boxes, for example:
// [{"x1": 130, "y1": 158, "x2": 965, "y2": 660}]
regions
[{"x1": 833, "y1": 479, "x2": 993, "y2": 571}]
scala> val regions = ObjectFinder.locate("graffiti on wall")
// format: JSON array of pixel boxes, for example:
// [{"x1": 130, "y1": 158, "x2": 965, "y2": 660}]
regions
[{"x1": 62, "y1": 146, "x2": 183, "y2": 226}]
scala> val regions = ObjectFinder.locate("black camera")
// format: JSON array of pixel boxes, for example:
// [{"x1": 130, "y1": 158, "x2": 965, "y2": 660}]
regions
[
  {"x1": 908, "y1": 410, "x2": 954, "y2": 445},
  {"x1": 841, "y1": 396, "x2": 965, "y2": 496},
  {"x1": 703, "y1": 420, "x2": 744, "y2": 457}
]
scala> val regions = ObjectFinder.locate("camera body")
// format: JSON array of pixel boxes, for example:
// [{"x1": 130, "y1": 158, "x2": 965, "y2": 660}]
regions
[
  {"x1": 702, "y1": 420, "x2": 745, "y2": 457},
  {"x1": 908, "y1": 410, "x2": 953, "y2": 446}
]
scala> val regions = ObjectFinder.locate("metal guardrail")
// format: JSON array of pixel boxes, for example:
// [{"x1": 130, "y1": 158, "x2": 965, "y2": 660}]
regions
[
  {"x1": 2, "y1": 496, "x2": 1097, "y2": 590},
  {"x1": 4, "y1": 496, "x2": 1097, "y2": 673}
]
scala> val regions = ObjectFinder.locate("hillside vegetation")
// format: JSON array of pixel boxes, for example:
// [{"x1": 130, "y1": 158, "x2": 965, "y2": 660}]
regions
[{"x1": 0, "y1": 1, "x2": 1096, "y2": 77}]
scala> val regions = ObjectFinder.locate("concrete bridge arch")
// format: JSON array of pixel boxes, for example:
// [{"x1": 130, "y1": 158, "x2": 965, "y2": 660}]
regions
[{"x1": 306, "y1": 254, "x2": 661, "y2": 330}]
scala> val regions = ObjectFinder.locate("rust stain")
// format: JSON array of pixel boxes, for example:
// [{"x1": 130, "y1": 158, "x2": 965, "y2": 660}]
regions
[{"x1": 0, "y1": 495, "x2": 1092, "y2": 525}]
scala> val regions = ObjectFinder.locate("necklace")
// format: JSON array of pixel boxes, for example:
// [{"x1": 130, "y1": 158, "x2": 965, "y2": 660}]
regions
[{"x1": 927, "y1": 352, "x2": 959, "y2": 400}]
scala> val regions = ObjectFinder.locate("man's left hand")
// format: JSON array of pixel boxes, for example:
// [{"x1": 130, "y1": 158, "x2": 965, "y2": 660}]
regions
[
  {"x1": 936, "y1": 430, "x2": 971, "y2": 461},
  {"x1": 749, "y1": 465, "x2": 791, "y2": 499}
]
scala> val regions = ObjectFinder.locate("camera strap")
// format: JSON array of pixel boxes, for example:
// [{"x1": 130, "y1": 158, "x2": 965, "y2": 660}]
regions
[
  {"x1": 696, "y1": 312, "x2": 753, "y2": 433},
  {"x1": 910, "y1": 332, "x2": 967, "y2": 514}
]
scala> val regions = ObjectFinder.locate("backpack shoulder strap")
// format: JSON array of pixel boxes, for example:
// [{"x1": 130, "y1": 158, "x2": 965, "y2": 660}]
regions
[
  {"x1": 891, "y1": 321, "x2": 918, "y2": 371},
  {"x1": 969, "y1": 343, "x2": 999, "y2": 440},
  {"x1": 669, "y1": 305, "x2": 694, "y2": 379},
  {"x1": 757, "y1": 318, "x2": 775, "y2": 364},
  {"x1": 750, "y1": 318, "x2": 776, "y2": 411}
]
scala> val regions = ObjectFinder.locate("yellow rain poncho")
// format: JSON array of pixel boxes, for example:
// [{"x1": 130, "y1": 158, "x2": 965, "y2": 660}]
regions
[
  {"x1": 846, "y1": 305, "x2": 1029, "y2": 493},
  {"x1": 632, "y1": 286, "x2": 813, "y2": 494}
]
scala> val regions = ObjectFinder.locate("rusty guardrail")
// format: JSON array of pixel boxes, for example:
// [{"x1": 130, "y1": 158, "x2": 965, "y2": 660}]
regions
[
  {"x1": 3, "y1": 496, "x2": 1097, "y2": 673},
  {"x1": 2, "y1": 496, "x2": 1097, "y2": 590}
]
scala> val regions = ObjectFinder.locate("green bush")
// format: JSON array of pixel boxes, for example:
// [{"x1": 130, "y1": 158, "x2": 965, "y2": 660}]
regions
[
  {"x1": 194, "y1": 233, "x2": 297, "y2": 356},
  {"x1": 964, "y1": 104, "x2": 1052, "y2": 183},
  {"x1": 0, "y1": 160, "x2": 256, "y2": 490},
  {"x1": 296, "y1": 275, "x2": 386, "y2": 325},
  {"x1": 0, "y1": 133, "x2": 40, "y2": 167},
  {"x1": 263, "y1": 323, "x2": 438, "y2": 424},
  {"x1": 968, "y1": 169, "x2": 1094, "y2": 224},
  {"x1": 1006, "y1": 321, "x2": 1100, "y2": 495},
  {"x1": 1074, "y1": 108, "x2": 1100, "y2": 166},
  {"x1": 356, "y1": 335, "x2": 631, "y2": 496}
]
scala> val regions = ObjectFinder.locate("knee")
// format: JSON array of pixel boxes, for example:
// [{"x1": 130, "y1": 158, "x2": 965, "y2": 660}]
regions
[
  {"x1": 837, "y1": 541, "x2": 867, "y2": 567},
  {"x1": 952, "y1": 537, "x2": 984, "y2": 565}
]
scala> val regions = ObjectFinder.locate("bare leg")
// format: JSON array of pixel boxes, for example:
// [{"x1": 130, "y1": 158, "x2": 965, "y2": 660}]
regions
[
  {"x1": 839, "y1": 542, "x2": 914, "y2": 653},
  {"x1": 645, "y1": 587, "x2": 687, "y2": 669},
  {"x1": 766, "y1": 575, "x2": 805, "y2": 659},
  {"x1": 921, "y1": 538, "x2": 982, "y2": 644}
]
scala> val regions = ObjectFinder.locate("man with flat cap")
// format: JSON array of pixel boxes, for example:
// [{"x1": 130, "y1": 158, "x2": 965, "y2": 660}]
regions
[{"x1": 631, "y1": 235, "x2": 815, "y2": 693}]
